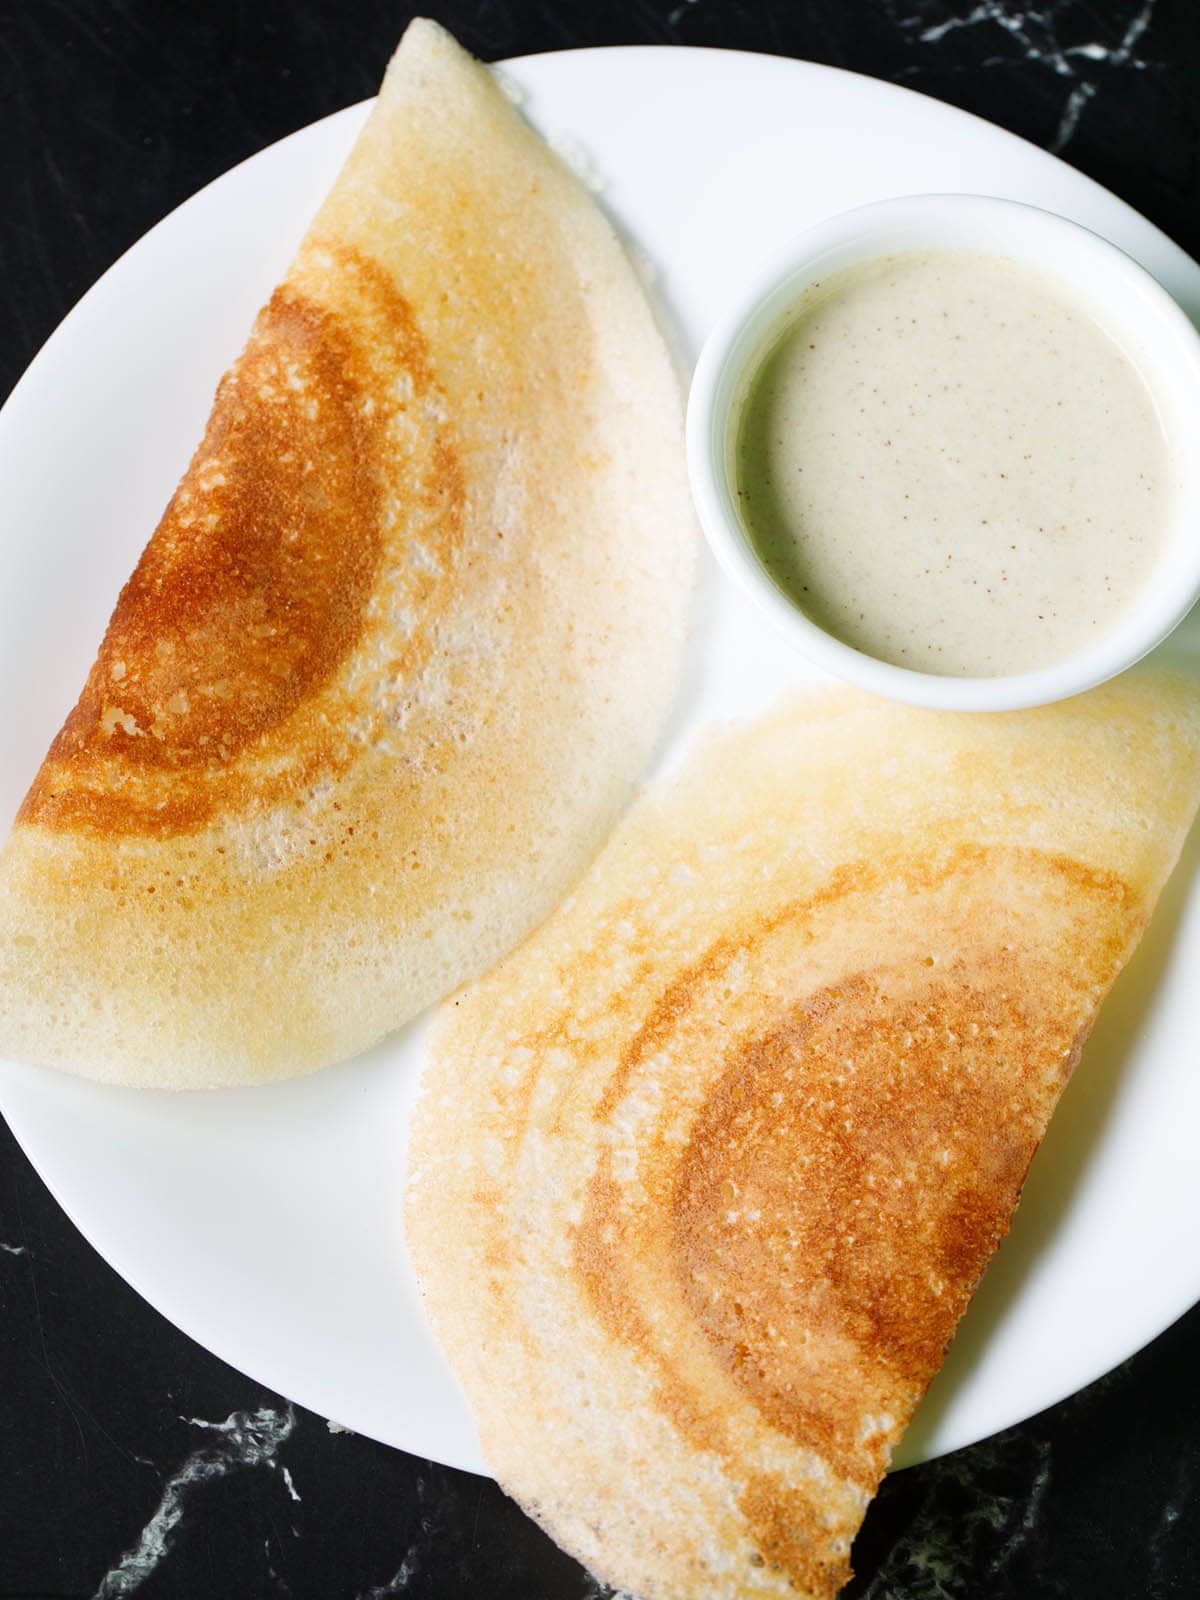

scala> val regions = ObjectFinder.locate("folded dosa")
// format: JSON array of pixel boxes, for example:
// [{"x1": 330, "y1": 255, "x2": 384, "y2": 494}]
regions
[
  {"x1": 407, "y1": 674, "x2": 1200, "y2": 1600},
  {"x1": 0, "y1": 20, "x2": 694, "y2": 1086}
]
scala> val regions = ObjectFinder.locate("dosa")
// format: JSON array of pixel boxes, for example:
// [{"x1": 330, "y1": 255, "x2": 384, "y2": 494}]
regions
[
  {"x1": 0, "y1": 20, "x2": 694, "y2": 1087},
  {"x1": 408, "y1": 674, "x2": 1200, "y2": 1599}
]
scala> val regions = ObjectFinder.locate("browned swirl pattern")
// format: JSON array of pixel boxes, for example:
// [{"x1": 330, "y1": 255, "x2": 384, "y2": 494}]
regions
[
  {"x1": 572, "y1": 847, "x2": 1130, "y2": 1595},
  {"x1": 0, "y1": 19, "x2": 699, "y2": 1090},
  {"x1": 20, "y1": 245, "x2": 463, "y2": 835},
  {"x1": 409, "y1": 679, "x2": 1200, "y2": 1600}
]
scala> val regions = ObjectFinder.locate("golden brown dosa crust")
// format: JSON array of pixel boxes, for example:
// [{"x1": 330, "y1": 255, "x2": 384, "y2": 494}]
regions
[
  {"x1": 407, "y1": 677, "x2": 1200, "y2": 1600},
  {"x1": 23, "y1": 253, "x2": 457, "y2": 836},
  {"x1": 0, "y1": 20, "x2": 695, "y2": 1087},
  {"x1": 577, "y1": 846, "x2": 1122, "y2": 1594}
]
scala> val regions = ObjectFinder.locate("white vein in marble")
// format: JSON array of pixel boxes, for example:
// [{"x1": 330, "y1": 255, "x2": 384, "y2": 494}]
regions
[
  {"x1": 93, "y1": 1404, "x2": 296, "y2": 1599},
  {"x1": 887, "y1": 0, "x2": 1157, "y2": 151},
  {"x1": 263, "y1": 1533, "x2": 293, "y2": 1596},
  {"x1": 1147, "y1": 1454, "x2": 1193, "y2": 1581},
  {"x1": 580, "y1": 1580, "x2": 638, "y2": 1600},
  {"x1": 357, "y1": 1550, "x2": 420, "y2": 1598},
  {"x1": 0, "y1": 1239, "x2": 29, "y2": 1255},
  {"x1": 860, "y1": 1431, "x2": 1051, "y2": 1599}
]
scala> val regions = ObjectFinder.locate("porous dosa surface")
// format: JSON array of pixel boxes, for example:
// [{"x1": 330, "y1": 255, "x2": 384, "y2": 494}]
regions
[
  {"x1": 0, "y1": 19, "x2": 694, "y2": 1086},
  {"x1": 407, "y1": 674, "x2": 1200, "y2": 1600}
]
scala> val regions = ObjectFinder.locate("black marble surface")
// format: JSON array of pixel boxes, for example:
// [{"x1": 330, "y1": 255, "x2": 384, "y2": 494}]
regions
[{"x1": 2, "y1": 3, "x2": 1200, "y2": 1597}]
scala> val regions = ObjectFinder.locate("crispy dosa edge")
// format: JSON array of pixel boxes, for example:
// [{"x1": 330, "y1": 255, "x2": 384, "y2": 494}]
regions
[{"x1": 0, "y1": 20, "x2": 695, "y2": 1085}]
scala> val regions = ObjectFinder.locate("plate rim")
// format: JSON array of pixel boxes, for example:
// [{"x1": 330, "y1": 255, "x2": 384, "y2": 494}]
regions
[{"x1": 2, "y1": 39, "x2": 1198, "y2": 1476}]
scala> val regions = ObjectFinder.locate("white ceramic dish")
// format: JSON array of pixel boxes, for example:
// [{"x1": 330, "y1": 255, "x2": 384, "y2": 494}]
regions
[
  {"x1": 687, "y1": 192, "x2": 1200, "y2": 712},
  {"x1": 2, "y1": 46, "x2": 1200, "y2": 1477}
]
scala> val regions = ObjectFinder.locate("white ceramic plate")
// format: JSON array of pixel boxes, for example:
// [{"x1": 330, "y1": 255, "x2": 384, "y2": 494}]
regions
[{"x1": 2, "y1": 46, "x2": 1200, "y2": 1477}]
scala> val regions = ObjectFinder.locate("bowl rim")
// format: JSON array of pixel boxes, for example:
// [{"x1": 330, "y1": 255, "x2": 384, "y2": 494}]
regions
[{"x1": 685, "y1": 192, "x2": 1200, "y2": 712}]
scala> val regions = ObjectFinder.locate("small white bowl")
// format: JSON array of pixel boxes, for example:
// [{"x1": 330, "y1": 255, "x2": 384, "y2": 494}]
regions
[{"x1": 686, "y1": 193, "x2": 1200, "y2": 712}]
